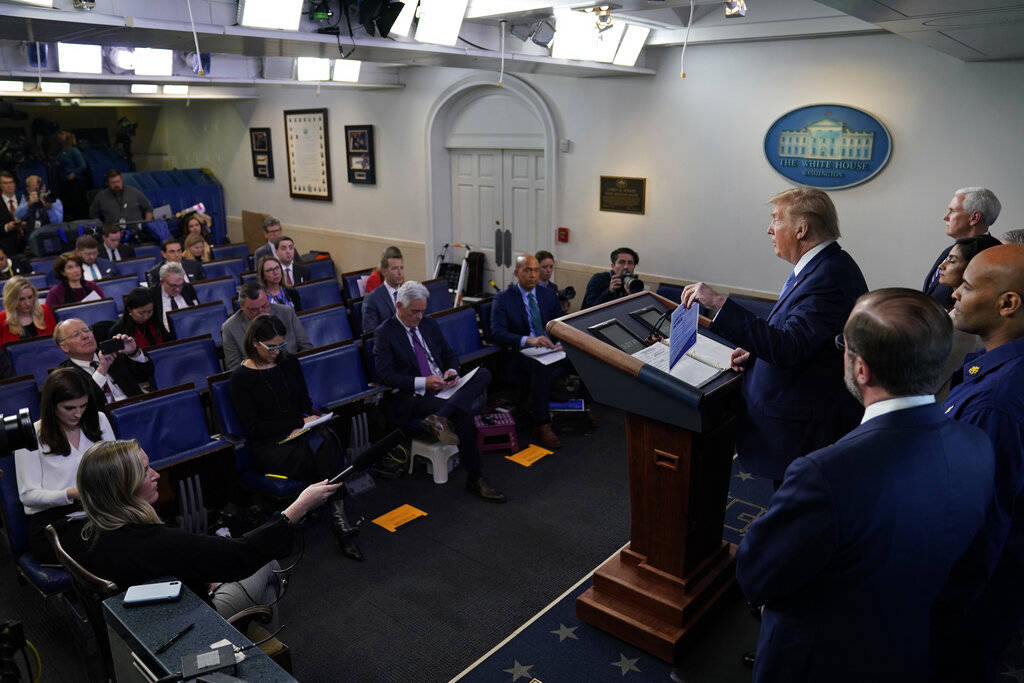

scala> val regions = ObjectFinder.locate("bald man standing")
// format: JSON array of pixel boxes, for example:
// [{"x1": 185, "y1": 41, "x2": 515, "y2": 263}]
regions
[{"x1": 936, "y1": 244, "x2": 1024, "y2": 680}]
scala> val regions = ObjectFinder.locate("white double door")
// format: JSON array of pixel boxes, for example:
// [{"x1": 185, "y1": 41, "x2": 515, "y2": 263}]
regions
[{"x1": 450, "y1": 148, "x2": 547, "y2": 289}]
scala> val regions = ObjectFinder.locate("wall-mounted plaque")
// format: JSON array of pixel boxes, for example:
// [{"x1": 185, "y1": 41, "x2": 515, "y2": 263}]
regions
[
  {"x1": 345, "y1": 124, "x2": 376, "y2": 185},
  {"x1": 600, "y1": 176, "x2": 646, "y2": 215},
  {"x1": 284, "y1": 108, "x2": 332, "y2": 201},
  {"x1": 249, "y1": 127, "x2": 274, "y2": 179},
  {"x1": 764, "y1": 104, "x2": 892, "y2": 190}
]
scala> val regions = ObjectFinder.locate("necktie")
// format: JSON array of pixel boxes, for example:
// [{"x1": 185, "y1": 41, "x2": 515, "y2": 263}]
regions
[
  {"x1": 528, "y1": 292, "x2": 543, "y2": 336},
  {"x1": 6, "y1": 199, "x2": 14, "y2": 216},
  {"x1": 89, "y1": 360, "x2": 115, "y2": 402},
  {"x1": 92, "y1": 264, "x2": 101, "y2": 280},
  {"x1": 170, "y1": 297, "x2": 179, "y2": 310},
  {"x1": 779, "y1": 271, "x2": 797, "y2": 299},
  {"x1": 285, "y1": 267, "x2": 293, "y2": 286},
  {"x1": 409, "y1": 329, "x2": 433, "y2": 377}
]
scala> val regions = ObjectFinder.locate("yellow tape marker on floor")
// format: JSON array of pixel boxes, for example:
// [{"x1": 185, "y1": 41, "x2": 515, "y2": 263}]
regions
[
  {"x1": 372, "y1": 504, "x2": 428, "y2": 532},
  {"x1": 505, "y1": 444, "x2": 553, "y2": 467}
]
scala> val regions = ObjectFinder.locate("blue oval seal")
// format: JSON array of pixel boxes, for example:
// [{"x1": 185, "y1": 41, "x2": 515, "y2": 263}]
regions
[{"x1": 764, "y1": 104, "x2": 892, "y2": 190}]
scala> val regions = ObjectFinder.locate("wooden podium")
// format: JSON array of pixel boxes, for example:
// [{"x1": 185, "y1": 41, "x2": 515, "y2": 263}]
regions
[{"x1": 547, "y1": 291, "x2": 743, "y2": 663}]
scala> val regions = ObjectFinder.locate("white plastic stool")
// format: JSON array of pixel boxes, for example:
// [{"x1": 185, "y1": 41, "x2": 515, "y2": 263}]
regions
[{"x1": 409, "y1": 439, "x2": 460, "y2": 484}]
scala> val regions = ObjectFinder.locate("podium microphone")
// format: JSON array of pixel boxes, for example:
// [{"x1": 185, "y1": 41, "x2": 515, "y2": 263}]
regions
[{"x1": 328, "y1": 430, "x2": 405, "y2": 485}]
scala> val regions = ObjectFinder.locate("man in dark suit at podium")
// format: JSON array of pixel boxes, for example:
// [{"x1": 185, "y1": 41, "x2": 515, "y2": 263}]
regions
[
  {"x1": 681, "y1": 187, "x2": 866, "y2": 485},
  {"x1": 374, "y1": 281, "x2": 505, "y2": 502},
  {"x1": 492, "y1": 254, "x2": 593, "y2": 449},
  {"x1": 736, "y1": 289, "x2": 994, "y2": 682},
  {"x1": 923, "y1": 187, "x2": 1001, "y2": 310}
]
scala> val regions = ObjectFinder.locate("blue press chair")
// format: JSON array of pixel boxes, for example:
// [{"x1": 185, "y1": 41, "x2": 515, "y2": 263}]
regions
[
  {"x1": 340, "y1": 268, "x2": 373, "y2": 301},
  {"x1": 210, "y1": 243, "x2": 250, "y2": 261},
  {"x1": 146, "y1": 335, "x2": 220, "y2": 390},
  {"x1": 0, "y1": 375, "x2": 42, "y2": 421},
  {"x1": 53, "y1": 299, "x2": 118, "y2": 328},
  {"x1": 192, "y1": 276, "x2": 238, "y2": 317},
  {"x1": 132, "y1": 244, "x2": 162, "y2": 259},
  {"x1": 477, "y1": 298, "x2": 494, "y2": 343},
  {"x1": 297, "y1": 303, "x2": 353, "y2": 348},
  {"x1": 348, "y1": 297, "x2": 364, "y2": 337},
  {"x1": 297, "y1": 341, "x2": 385, "y2": 411},
  {"x1": 25, "y1": 273, "x2": 48, "y2": 290},
  {"x1": 202, "y1": 257, "x2": 246, "y2": 284},
  {"x1": 95, "y1": 276, "x2": 140, "y2": 314},
  {"x1": 423, "y1": 278, "x2": 452, "y2": 313},
  {"x1": 430, "y1": 305, "x2": 500, "y2": 365},
  {"x1": 7, "y1": 336, "x2": 68, "y2": 388},
  {"x1": 115, "y1": 256, "x2": 158, "y2": 285},
  {"x1": 294, "y1": 277, "x2": 343, "y2": 310},
  {"x1": 167, "y1": 302, "x2": 227, "y2": 347},
  {"x1": 305, "y1": 258, "x2": 336, "y2": 282}
]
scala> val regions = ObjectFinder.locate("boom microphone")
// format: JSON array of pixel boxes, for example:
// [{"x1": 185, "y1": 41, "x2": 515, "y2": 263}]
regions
[
  {"x1": 328, "y1": 429, "x2": 405, "y2": 484},
  {"x1": 489, "y1": 279, "x2": 500, "y2": 293}
]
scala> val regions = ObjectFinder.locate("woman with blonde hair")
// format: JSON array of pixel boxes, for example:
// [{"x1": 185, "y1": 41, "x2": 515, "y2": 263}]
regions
[
  {"x1": 184, "y1": 232, "x2": 213, "y2": 263},
  {"x1": 0, "y1": 276, "x2": 57, "y2": 347},
  {"x1": 75, "y1": 439, "x2": 339, "y2": 615}
]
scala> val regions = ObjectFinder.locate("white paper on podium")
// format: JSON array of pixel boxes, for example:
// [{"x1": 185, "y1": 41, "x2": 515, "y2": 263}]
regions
[
  {"x1": 687, "y1": 334, "x2": 735, "y2": 370},
  {"x1": 631, "y1": 340, "x2": 722, "y2": 388},
  {"x1": 435, "y1": 367, "x2": 479, "y2": 400},
  {"x1": 520, "y1": 345, "x2": 566, "y2": 365}
]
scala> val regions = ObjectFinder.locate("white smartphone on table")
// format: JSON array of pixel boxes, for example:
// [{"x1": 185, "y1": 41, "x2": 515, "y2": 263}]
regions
[{"x1": 122, "y1": 581, "x2": 182, "y2": 606}]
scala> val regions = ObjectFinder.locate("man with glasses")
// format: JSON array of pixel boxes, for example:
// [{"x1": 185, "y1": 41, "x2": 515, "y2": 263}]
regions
[
  {"x1": 221, "y1": 281, "x2": 312, "y2": 369},
  {"x1": 146, "y1": 236, "x2": 205, "y2": 286},
  {"x1": 254, "y1": 216, "x2": 283, "y2": 261},
  {"x1": 54, "y1": 318, "x2": 153, "y2": 405},
  {"x1": 736, "y1": 289, "x2": 994, "y2": 681},
  {"x1": 150, "y1": 262, "x2": 199, "y2": 339},
  {"x1": 681, "y1": 187, "x2": 866, "y2": 487}
]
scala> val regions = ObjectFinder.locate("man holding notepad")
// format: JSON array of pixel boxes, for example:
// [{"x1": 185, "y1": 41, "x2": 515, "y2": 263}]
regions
[{"x1": 681, "y1": 187, "x2": 866, "y2": 486}]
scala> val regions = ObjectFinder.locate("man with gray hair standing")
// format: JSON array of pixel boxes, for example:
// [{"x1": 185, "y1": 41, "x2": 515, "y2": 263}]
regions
[
  {"x1": 254, "y1": 216, "x2": 283, "y2": 261},
  {"x1": 923, "y1": 187, "x2": 1001, "y2": 310},
  {"x1": 374, "y1": 281, "x2": 506, "y2": 502}
]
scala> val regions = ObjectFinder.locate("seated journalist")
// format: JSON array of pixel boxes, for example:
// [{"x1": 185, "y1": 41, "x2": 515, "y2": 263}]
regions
[
  {"x1": 55, "y1": 318, "x2": 152, "y2": 405},
  {"x1": 582, "y1": 247, "x2": 640, "y2": 310}
]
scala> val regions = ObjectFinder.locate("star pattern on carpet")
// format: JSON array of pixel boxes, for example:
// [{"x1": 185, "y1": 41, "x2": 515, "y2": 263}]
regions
[
  {"x1": 735, "y1": 471, "x2": 754, "y2": 481},
  {"x1": 503, "y1": 659, "x2": 534, "y2": 681},
  {"x1": 551, "y1": 623, "x2": 579, "y2": 642},
  {"x1": 611, "y1": 653, "x2": 641, "y2": 676},
  {"x1": 1002, "y1": 664, "x2": 1024, "y2": 682}
]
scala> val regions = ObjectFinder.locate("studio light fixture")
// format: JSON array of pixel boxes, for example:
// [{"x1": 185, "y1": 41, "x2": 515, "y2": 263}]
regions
[
  {"x1": 725, "y1": 0, "x2": 747, "y2": 18},
  {"x1": 130, "y1": 84, "x2": 159, "y2": 94},
  {"x1": 57, "y1": 43, "x2": 102, "y2": 74},
  {"x1": 237, "y1": 0, "x2": 304, "y2": 31},
  {"x1": 163, "y1": 84, "x2": 190, "y2": 95},
  {"x1": 296, "y1": 56, "x2": 331, "y2": 81},
  {"x1": 414, "y1": 0, "x2": 469, "y2": 47},
  {"x1": 0, "y1": 81, "x2": 26, "y2": 92},
  {"x1": 40, "y1": 81, "x2": 71, "y2": 94},
  {"x1": 72, "y1": 0, "x2": 95, "y2": 8},
  {"x1": 584, "y1": 5, "x2": 614, "y2": 33},
  {"x1": 107, "y1": 47, "x2": 135, "y2": 72},
  {"x1": 6, "y1": 0, "x2": 54, "y2": 6},
  {"x1": 388, "y1": 0, "x2": 417, "y2": 38},
  {"x1": 612, "y1": 24, "x2": 649, "y2": 66},
  {"x1": 134, "y1": 48, "x2": 173, "y2": 76},
  {"x1": 333, "y1": 59, "x2": 362, "y2": 82}
]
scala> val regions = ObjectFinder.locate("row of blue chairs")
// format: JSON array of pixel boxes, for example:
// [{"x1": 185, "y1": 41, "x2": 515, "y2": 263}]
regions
[{"x1": 122, "y1": 169, "x2": 227, "y2": 245}]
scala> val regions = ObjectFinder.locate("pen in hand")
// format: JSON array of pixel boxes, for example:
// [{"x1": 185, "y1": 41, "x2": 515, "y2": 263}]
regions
[{"x1": 154, "y1": 622, "x2": 195, "y2": 654}]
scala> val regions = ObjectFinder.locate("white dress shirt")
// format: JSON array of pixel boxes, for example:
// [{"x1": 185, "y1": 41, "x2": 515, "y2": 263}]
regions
[
  {"x1": 82, "y1": 261, "x2": 103, "y2": 282},
  {"x1": 860, "y1": 395, "x2": 935, "y2": 424},
  {"x1": 69, "y1": 351, "x2": 147, "y2": 402},
  {"x1": 161, "y1": 289, "x2": 190, "y2": 330}
]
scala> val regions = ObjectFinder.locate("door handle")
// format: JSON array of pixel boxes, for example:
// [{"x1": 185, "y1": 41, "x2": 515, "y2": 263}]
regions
[
  {"x1": 503, "y1": 229, "x2": 512, "y2": 267},
  {"x1": 494, "y1": 228, "x2": 505, "y2": 267}
]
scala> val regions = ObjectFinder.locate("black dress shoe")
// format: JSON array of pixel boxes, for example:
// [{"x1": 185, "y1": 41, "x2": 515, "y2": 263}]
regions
[
  {"x1": 466, "y1": 477, "x2": 507, "y2": 503},
  {"x1": 330, "y1": 498, "x2": 359, "y2": 538},
  {"x1": 339, "y1": 535, "x2": 364, "y2": 562}
]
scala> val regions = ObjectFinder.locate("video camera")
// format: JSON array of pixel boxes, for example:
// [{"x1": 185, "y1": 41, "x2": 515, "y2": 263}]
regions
[{"x1": 0, "y1": 409, "x2": 37, "y2": 456}]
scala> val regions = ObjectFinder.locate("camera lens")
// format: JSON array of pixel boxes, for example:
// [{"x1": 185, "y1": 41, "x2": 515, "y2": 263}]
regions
[{"x1": 0, "y1": 409, "x2": 37, "y2": 454}]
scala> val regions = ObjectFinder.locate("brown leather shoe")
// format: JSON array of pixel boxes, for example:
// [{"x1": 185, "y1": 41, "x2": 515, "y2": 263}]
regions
[
  {"x1": 535, "y1": 423, "x2": 561, "y2": 449},
  {"x1": 466, "y1": 477, "x2": 507, "y2": 503},
  {"x1": 423, "y1": 414, "x2": 459, "y2": 445}
]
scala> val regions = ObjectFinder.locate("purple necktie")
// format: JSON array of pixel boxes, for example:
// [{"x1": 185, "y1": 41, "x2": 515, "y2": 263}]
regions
[{"x1": 410, "y1": 329, "x2": 433, "y2": 376}]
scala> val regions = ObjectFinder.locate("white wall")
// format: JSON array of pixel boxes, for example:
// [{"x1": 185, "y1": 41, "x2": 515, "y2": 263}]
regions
[{"x1": 153, "y1": 32, "x2": 1024, "y2": 294}]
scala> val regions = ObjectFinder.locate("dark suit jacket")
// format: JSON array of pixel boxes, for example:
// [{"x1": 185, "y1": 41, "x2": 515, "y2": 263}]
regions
[
  {"x1": 145, "y1": 258, "x2": 206, "y2": 287},
  {"x1": 736, "y1": 404, "x2": 994, "y2": 682},
  {"x1": 101, "y1": 243, "x2": 135, "y2": 262},
  {"x1": 362, "y1": 284, "x2": 396, "y2": 334},
  {"x1": 254, "y1": 243, "x2": 274, "y2": 262},
  {"x1": 490, "y1": 283, "x2": 561, "y2": 348},
  {"x1": 150, "y1": 282, "x2": 199, "y2": 339},
  {"x1": 582, "y1": 271, "x2": 628, "y2": 309},
  {"x1": 374, "y1": 316, "x2": 459, "y2": 419},
  {"x1": 84, "y1": 257, "x2": 120, "y2": 281},
  {"x1": 0, "y1": 195, "x2": 24, "y2": 256},
  {"x1": 59, "y1": 354, "x2": 153, "y2": 406},
  {"x1": 711, "y1": 241, "x2": 867, "y2": 480},
  {"x1": 923, "y1": 244, "x2": 954, "y2": 310},
  {"x1": 0, "y1": 256, "x2": 31, "y2": 280},
  {"x1": 284, "y1": 261, "x2": 312, "y2": 285}
]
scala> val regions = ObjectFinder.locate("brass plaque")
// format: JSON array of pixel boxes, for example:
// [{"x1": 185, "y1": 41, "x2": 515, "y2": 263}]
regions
[{"x1": 599, "y1": 176, "x2": 646, "y2": 215}]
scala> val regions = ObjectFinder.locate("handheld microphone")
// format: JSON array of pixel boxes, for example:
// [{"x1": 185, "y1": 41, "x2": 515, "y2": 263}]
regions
[{"x1": 328, "y1": 430, "x2": 405, "y2": 485}]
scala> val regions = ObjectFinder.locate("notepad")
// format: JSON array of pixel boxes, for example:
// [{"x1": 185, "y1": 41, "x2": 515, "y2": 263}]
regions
[
  {"x1": 277, "y1": 413, "x2": 333, "y2": 444},
  {"x1": 631, "y1": 339, "x2": 723, "y2": 388},
  {"x1": 520, "y1": 345, "x2": 566, "y2": 365},
  {"x1": 506, "y1": 444, "x2": 554, "y2": 467},
  {"x1": 372, "y1": 504, "x2": 428, "y2": 532},
  {"x1": 435, "y1": 367, "x2": 479, "y2": 400}
]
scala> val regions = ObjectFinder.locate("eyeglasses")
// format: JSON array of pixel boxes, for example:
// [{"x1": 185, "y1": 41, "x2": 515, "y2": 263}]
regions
[
  {"x1": 258, "y1": 340, "x2": 287, "y2": 352},
  {"x1": 834, "y1": 333, "x2": 853, "y2": 352},
  {"x1": 60, "y1": 328, "x2": 92, "y2": 343},
  {"x1": 264, "y1": 265, "x2": 281, "y2": 274}
]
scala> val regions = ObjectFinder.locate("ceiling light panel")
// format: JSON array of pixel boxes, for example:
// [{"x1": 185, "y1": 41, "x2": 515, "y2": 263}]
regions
[
  {"x1": 7, "y1": 0, "x2": 54, "y2": 6},
  {"x1": 297, "y1": 57, "x2": 331, "y2": 81},
  {"x1": 333, "y1": 59, "x2": 361, "y2": 82},
  {"x1": 131, "y1": 84, "x2": 159, "y2": 94},
  {"x1": 612, "y1": 24, "x2": 649, "y2": 66},
  {"x1": 0, "y1": 81, "x2": 26, "y2": 92},
  {"x1": 465, "y1": 1, "x2": 551, "y2": 19},
  {"x1": 551, "y1": 9, "x2": 600, "y2": 61},
  {"x1": 40, "y1": 82, "x2": 71, "y2": 94},
  {"x1": 163, "y1": 84, "x2": 190, "y2": 95},
  {"x1": 415, "y1": 0, "x2": 470, "y2": 47},
  {"x1": 57, "y1": 43, "x2": 102, "y2": 74},
  {"x1": 238, "y1": 0, "x2": 304, "y2": 31},
  {"x1": 134, "y1": 48, "x2": 173, "y2": 76}
]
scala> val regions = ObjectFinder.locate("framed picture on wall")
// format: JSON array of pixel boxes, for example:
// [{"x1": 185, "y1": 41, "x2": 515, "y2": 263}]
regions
[
  {"x1": 249, "y1": 127, "x2": 274, "y2": 179},
  {"x1": 344, "y1": 124, "x2": 376, "y2": 185},
  {"x1": 284, "y1": 108, "x2": 333, "y2": 201}
]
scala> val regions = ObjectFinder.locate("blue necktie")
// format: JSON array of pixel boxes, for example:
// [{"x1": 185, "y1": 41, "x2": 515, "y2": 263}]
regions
[
  {"x1": 528, "y1": 292, "x2": 543, "y2": 336},
  {"x1": 779, "y1": 271, "x2": 797, "y2": 299}
]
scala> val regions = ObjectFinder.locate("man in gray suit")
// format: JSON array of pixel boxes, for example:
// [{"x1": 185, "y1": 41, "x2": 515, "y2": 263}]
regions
[
  {"x1": 222, "y1": 281, "x2": 313, "y2": 369},
  {"x1": 253, "y1": 216, "x2": 283, "y2": 262},
  {"x1": 361, "y1": 247, "x2": 405, "y2": 333}
]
